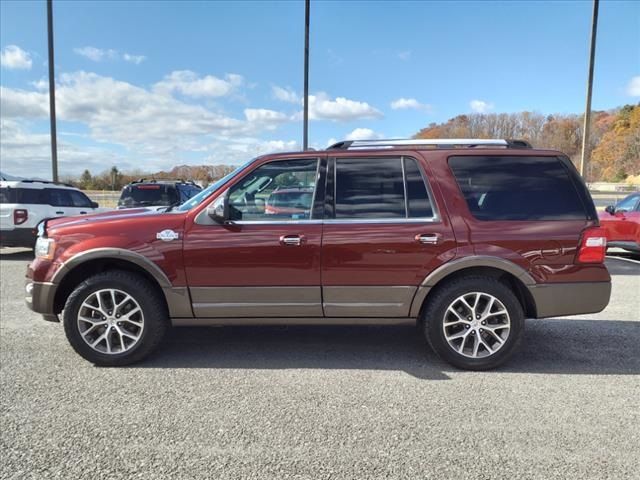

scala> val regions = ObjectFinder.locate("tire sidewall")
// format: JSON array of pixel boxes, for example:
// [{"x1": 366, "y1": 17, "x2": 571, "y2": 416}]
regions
[
  {"x1": 425, "y1": 278, "x2": 524, "y2": 370},
  {"x1": 63, "y1": 273, "x2": 167, "y2": 366}
]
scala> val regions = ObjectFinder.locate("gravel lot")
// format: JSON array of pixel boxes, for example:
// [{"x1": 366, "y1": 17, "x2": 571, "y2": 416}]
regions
[{"x1": 1, "y1": 248, "x2": 639, "y2": 479}]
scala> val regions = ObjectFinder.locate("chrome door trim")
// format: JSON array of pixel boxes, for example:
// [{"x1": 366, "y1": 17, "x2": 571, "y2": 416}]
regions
[{"x1": 322, "y1": 218, "x2": 439, "y2": 225}]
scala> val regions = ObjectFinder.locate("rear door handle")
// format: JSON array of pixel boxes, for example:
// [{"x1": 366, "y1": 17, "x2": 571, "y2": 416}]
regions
[
  {"x1": 280, "y1": 234, "x2": 305, "y2": 246},
  {"x1": 80, "y1": 211, "x2": 87, "y2": 215},
  {"x1": 55, "y1": 211, "x2": 64, "y2": 215},
  {"x1": 415, "y1": 233, "x2": 441, "y2": 245}
]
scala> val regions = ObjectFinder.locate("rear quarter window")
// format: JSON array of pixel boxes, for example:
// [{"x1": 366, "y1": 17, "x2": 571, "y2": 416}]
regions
[
  {"x1": 0, "y1": 188, "x2": 16, "y2": 203},
  {"x1": 448, "y1": 156, "x2": 587, "y2": 221},
  {"x1": 8, "y1": 188, "x2": 47, "y2": 204}
]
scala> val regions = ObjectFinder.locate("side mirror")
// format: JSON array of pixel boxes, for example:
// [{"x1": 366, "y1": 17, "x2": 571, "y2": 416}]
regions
[
  {"x1": 604, "y1": 205, "x2": 616, "y2": 215},
  {"x1": 207, "y1": 194, "x2": 228, "y2": 224},
  {"x1": 91, "y1": 201, "x2": 99, "y2": 209}
]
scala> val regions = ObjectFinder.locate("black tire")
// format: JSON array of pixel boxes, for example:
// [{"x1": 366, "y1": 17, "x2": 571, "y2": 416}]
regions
[
  {"x1": 422, "y1": 276, "x2": 524, "y2": 371},
  {"x1": 63, "y1": 270, "x2": 169, "y2": 366}
]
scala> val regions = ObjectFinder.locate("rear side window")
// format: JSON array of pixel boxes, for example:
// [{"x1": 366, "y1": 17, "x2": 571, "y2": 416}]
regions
[
  {"x1": 335, "y1": 158, "x2": 405, "y2": 218},
  {"x1": 46, "y1": 189, "x2": 73, "y2": 207},
  {"x1": 332, "y1": 157, "x2": 434, "y2": 219},
  {"x1": 449, "y1": 156, "x2": 587, "y2": 221}
]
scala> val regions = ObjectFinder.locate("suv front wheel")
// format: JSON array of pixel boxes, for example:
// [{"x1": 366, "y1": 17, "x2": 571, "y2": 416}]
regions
[
  {"x1": 63, "y1": 271, "x2": 168, "y2": 366},
  {"x1": 423, "y1": 276, "x2": 524, "y2": 370}
]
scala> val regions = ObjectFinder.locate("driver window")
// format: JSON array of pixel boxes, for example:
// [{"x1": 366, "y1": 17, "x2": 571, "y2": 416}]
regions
[{"x1": 228, "y1": 158, "x2": 319, "y2": 221}]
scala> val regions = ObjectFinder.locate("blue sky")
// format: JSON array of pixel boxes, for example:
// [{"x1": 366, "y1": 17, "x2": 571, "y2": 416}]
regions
[{"x1": 1, "y1": 0, "x2": 638, "y2": 178}]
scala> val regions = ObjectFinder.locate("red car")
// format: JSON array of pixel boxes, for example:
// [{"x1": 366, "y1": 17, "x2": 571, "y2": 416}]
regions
[
  {"x1": 599, "y1": 192, "x2": 640, "y2": 253},
  {"x1": 264, "y1": 188, "x2": 314, "y2": 217},
  {"x1": 25, "y1": 138, "x2": 611, "y2": 370}
]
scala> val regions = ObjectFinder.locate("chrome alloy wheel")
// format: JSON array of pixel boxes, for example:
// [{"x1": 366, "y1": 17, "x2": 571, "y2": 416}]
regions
[
  {"x1": 77, "y1": 289, "x2": 144, "y2": 354},
  {"x1": 442, "y1": 292, "x2": 510, "y2": 358}
]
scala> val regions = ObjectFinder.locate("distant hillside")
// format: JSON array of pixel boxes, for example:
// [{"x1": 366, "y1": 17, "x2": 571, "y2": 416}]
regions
[{"x1": 414, "y1": 104, "x2": 639, "y2": 182}]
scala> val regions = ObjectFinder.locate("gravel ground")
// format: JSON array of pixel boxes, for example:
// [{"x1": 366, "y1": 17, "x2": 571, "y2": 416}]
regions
[{"x1": 1, "y1": 248, "x2": 639, "y2": 480}]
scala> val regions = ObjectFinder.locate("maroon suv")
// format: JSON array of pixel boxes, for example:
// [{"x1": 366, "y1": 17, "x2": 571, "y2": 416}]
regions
[{"x1": 25, "y1": 139, "x2": 611, "y2": 370}]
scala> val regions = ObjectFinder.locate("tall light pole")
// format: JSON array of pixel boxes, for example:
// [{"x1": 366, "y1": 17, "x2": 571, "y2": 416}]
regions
[
  {"x1": 47, "y1": 0, "x2": 59, "y2": 182},
  {"x1": 303, "y1": 0, "x2": 310, "y2": 150},
  {"x1": 579, "y1": 0, "x2": 599, "y2": 180}
]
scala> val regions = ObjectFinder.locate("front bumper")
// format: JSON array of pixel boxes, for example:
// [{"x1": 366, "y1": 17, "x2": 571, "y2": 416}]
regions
[
  {"x1": 25, "y1": 280, "x2": 59, "y2": 322},
  {"x1": 528, "y1": 281, "x2": 612, "y2": 318}
]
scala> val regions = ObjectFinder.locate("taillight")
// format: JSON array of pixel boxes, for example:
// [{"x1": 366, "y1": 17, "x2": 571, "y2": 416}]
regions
[
  {"x1": 13, "y1": 209, "x2": 28, "y2": 225},
  {"x1": 576, "y1": 227, "x2": 607, "y2": 263}
]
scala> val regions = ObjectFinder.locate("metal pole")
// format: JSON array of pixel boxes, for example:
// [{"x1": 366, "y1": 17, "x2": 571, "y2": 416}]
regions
[
  {"x1": 303, "y1": 0, "x2": 310, "y2": 150},
  {"x1": 580, "y1": 0, "x2": 599, "y2": 179},
  {"x1": 47, "y1": 0, "x2": 59, "y2": 182}
]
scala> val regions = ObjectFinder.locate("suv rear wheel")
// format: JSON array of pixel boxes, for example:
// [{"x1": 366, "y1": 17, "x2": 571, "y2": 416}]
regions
[
  {"x1": 423, "y1": 276, "x2": 524, "y2": 370},
  {"x1": 62, "y1": 271, "x2": 168, "y2": 366}
]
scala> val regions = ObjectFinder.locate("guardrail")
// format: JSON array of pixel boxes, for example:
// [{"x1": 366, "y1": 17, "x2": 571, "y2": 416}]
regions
[{"x1": 587, "y1": 182, "x2": 640, "y2": 193}]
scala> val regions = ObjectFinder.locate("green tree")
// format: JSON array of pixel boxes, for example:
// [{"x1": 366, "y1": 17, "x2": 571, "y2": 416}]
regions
[
  {"x1": 79, "y1": 169, "x2": 93, "y2": 190},
  {"x1": 110, "y1": 166, "x2": 122, "y2": 191}
]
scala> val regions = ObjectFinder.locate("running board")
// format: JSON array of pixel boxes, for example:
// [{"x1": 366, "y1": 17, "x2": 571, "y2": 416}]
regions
[{"x1": 171, "y1": 317, "x2": 416, "y2": 327}]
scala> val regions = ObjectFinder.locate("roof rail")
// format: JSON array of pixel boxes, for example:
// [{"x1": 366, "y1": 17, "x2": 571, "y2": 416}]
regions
[
  {"x1": 326, "y1": 138, "x2": 532, "y2": 150},
  {"x1": 17, "y1": 179, "x2": 75, "y2": 188},
  {"x1": 128, "y1": 178, "x2": 199, "y2": 185}
]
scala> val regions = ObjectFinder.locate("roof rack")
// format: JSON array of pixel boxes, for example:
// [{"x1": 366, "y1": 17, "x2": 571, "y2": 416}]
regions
[
  {"x1": 13, "y1": 179, "x2": 75, "y2": 188},
  {"x1": 327, "y1": 138, "x2": 532, "y2": 150},
  {"x1": 128, "y1": 178, "x2": 199, "y2": 186}
]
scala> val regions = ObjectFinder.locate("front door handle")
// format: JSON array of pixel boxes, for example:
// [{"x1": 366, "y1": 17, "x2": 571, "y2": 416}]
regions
[
  {"x1": 416, "y1": 233, "x2": 441, "y2": 245},
  {"x1": 55, "y1": 211, "x2": 64, "y2": 215},
  {"x1": 80, "y1": 211, "x2": 87, "y2": 215},
  {"x1": 280, "y1": 234, "x2": 305, "y2": 246}
]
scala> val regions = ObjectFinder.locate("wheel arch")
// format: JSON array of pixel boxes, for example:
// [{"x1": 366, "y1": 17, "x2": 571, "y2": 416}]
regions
[
  {"x1": 51, "y1": 249, "x2": 172, "y2": 315},
  {"x1": 412, "y1": 257, "x2": 538, "y2": 322}
]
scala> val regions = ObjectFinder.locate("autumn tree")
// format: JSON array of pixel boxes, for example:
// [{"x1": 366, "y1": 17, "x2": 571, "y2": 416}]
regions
[{"x1": 414, "y1": 106, "x2": 640, "y2": 181}]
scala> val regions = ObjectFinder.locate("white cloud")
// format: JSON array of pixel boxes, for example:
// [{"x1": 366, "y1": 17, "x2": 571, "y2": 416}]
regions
[
  {"x1": 74, "y1": 46, "x2": 118, "y2": 62},
  {"x1": 74, "y1": 47, "x2": 146, "y2": 65},
  {"x1": 308, "y1": 92, "x2": 382, "y2": 122},
  {"x1": 0, "y1": 71, "x2": 301, "y2": 176},
  {"x1": 243, "y1": 108, "x2": 290, "y2": 130},
  {"x1": 345, "y1": 128, "x2": 384, "y2": 141},
  {"x1": 1, "y1": 45, "x2": 33, "y2": 70},
  {"x1": 469, "y1": 99, "x2": 494, "y2": 113},
  {"x1": 0, "y1": 119, "x2": 122, "y2": 179},
  {"x1": 390, "y1": 97, "x2": 432, "y2": 112},
  {"x1": 272, "y1": 85, "x2": 300, "y2": 103},
  {"x1": 123, "y1": 53, "x2": 146, "y2": 64},
  {"x1": 154, "y1": 70, "x2": 242, "y2": 98},
  {"x1": 1, "y1": 72, "x2": 245, "y2": 147},
  {"x1": 0, "y1": 86, "x2": 49, "y2": 118},
  {"x1": 626, "y1": 76, "x2": 640, "y2": 97}
]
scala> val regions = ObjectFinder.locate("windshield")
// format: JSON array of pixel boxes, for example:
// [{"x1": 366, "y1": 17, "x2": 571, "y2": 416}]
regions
[{"x1": 176, "y1": 159, "x2": 255, "y2": 212}]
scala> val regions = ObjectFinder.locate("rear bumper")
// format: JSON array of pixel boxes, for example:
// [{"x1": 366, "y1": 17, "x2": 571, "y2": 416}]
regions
[
  {"x1": 25, "y1": 280, "x2": 59, "y2": 322},
  {"x1": 528, "y1": 281, "x2": 611, "y2": 318},
  {"x1": 608, "y1": 241, "x2": 640, "y2": 252},
  {"x1": 0, "y1": 227, "x2": 36, "y2": 248}
]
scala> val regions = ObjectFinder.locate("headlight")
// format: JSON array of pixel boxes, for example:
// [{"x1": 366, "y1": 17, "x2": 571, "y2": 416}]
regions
[{"x1": 35, "y1": 237, "x2": 55, "y2": 260}]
